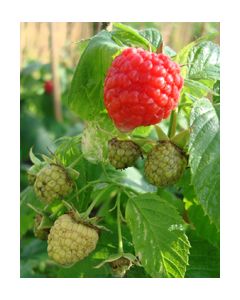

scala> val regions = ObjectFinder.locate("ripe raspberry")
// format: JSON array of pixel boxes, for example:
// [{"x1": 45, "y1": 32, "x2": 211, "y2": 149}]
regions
[
  {"x1": 47, "y1": 214, "x2": 99, "y2": 265},
  {"x1": 110, "y1": 257, "x2": 131, "y2": 278},
  {"x1": 144, "y1": 141, "x2": 187, "y2": 187},
  {"x1": 44, "y1": 80, "x2": 53, "y2": 94},
  {"x1": 33, "y1": 215, "x2": 49, "y2": 240},
  {"x1": 108, "y1": 138, "x2": 142, "y2": 169},
  {"x1": 104, "y1": 48, "x2": 184, "y2": 132},
  {"x1": 34, "y1": 164, "x2": 73, "y2": 203}
]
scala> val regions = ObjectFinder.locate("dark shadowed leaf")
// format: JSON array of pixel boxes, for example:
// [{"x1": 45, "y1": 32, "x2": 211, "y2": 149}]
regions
[
  {"x1": 188, "y1": 201, "x2": 220, "y2": 248},
  {"x1": 186, "y1": 230, "x2": 220, "y2": 278}
]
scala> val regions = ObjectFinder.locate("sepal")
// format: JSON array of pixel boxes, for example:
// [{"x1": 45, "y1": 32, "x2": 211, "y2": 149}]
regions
[
  {"x1": 171, "y1": 129, "x2": 190, "y2": 150},
  {"x1": 66, "y1": 167, "x2": 80, "y2": 181},
  {"x1": 95, "y1": 252, "x2": 140, "y2": 277}
]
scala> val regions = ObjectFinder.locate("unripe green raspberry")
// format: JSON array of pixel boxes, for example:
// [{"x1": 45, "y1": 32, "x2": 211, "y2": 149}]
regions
[
  {"x1": 108, "y1": 138, "x2": 142, "y2": 169},
  {"x1": 144, "y1": 141, "x2": 187, "y2": 187},
  {"x1": 110, "y1": 257, "x2": 131, "y2": 278},
  {"x1": 47, "y1": 214, "x2": 99, "y2": 266},
  {"x1": 34, "y1": 164, "x2": 73, "y2": 203},
  {"x1": 33, "y1": 215, "x2": 49, "y2": 240}
]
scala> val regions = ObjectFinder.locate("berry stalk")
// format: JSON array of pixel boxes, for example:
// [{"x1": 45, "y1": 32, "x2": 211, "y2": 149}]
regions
[
  {"x1": 83, "y1": 185, "x2": 113, "y2": 218},
  {"x1": 168, "y1": 109, "x2": 178, "y2": 138},
  {"x1": 117, "y1": 192, "x2": 124, "y2": 254}
]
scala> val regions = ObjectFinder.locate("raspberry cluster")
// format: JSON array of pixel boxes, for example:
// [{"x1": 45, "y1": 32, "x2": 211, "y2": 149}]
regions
[{"x1": 104, "y1": 48, "x2": 183, "y2": 132}]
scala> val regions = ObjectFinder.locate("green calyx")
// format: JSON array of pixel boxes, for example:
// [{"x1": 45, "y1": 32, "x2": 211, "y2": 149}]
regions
[
  {"x1": 34, "y1": 214, "x2": 52, "y2": 240},
  {"x1": 95, "y1": 252, "x2": 140, "y2": 278}
]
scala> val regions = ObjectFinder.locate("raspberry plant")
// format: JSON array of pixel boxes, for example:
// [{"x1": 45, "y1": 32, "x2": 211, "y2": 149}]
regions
[{"x1": 21, "y1": 23, "x2": 220, "y2": 278}]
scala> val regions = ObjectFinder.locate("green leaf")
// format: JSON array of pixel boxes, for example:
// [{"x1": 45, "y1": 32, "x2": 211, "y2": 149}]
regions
[
  {"x1": 126, "y1": 193, "x2": 190, "y2": 278},
  {"x1": 176, "y1": 169, "x2": 196, "y2": 201},
  {"x1": 112, "y1": 24, "x2": 163, "y2": 52},
  {"x1": 188, "y1": 201, "x2": 220, "y2": 248},
  {"x1": 188, "y1": 41, "x2": 220, "y2": 81},
  {"x1": 175, "y1": 33, "x2": 218, "y2": 65},
  {"x1": 112, "y1": 22, "x2": 151, "y2": 50},
  {"x1": 214, "y1": 103, "x2": 220, "y2": 119},
  {"x1": 139, "y1": 28, "x2": 162, "y2": 50},
  {"x1": 20, "y1": 187, "x2": 43, "y2": 238},
  {"x1": 213, "y1": 80, "x2": 220, "y2": 103},
  {"x1": 164, "y1": 46, "x2": 176, "y2": 57},
  {"x1": 77, "y1": 38, "x2": 90, "y2": 56},
  {"x1": 186, "y1": 230, "x2": 220, "y2": 278},
  {"x1": 20, "y1": 238, "x2": 48, "y2": 278},
  {"x1": 157, "y1": 189, "x2": 185, "y2": 215},
  {"x1": 189, "y1": 98, "x2": 220, "y2": 229},
  {"x1": 131, "y1": 125, "x2": 153, "y2": 138},
  {"x1": 184, "y1": 78, "x2": 217, "y2": 98},
  {"x1": 121, "y1": 167, "x2": 157, "y2": 194},
  {"x1": 68, "y1": 31, "x2": 121, "y2": 120},
  {"x1": 54, "y1": 135, "x2": 82, "y2": 166}
]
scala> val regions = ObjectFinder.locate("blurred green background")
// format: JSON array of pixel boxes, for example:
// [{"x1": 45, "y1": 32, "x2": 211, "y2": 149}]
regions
[{"x1": 20, "y1": 22, "x2": 220, "y2": 278}]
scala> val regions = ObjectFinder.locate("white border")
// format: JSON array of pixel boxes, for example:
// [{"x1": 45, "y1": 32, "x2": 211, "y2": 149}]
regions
[{"x1": 1, "y1": 0, "x2": 240, "y2": 299}]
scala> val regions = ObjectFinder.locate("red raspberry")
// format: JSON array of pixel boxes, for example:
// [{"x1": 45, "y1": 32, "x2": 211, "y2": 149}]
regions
[
  {"x1": 44, "y1": 80, "x2": 53, "y2": 94},
  {"x1": 104, "y1": 48, "x2": 184, "y2": 132}
]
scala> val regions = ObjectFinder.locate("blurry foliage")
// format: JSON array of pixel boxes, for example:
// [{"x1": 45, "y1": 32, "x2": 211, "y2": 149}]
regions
[
  {"x1": 21, "y1": 22, "x2": 219, "y2": 69},
  {"x1": 20, "y1": 60, "x2": 83, "y2": 190}
]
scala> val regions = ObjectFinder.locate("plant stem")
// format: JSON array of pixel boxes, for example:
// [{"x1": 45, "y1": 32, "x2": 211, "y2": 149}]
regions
[
  {"x1": 68, "y1": 155, "x2": 83, "y2": 169},
  {"x1": 27, "y1": 203, "x2": 43, "y2": 215},
  {"x1": 117, "y1": 192, "x2": 124, "y2": 254},
  {"x1": 101, "y1": 163, "x2": 109, "y2": 179},
  {"x1": 168, "y1": 109, "x2": 178, "y2": 138},
  {"x1": 68, "y1": 179, "x2": 104, "y2": 201},
  {"x1": 84, "y1": 197, "x2": 100, "y2": 218},
  {"x1": 69, "y1": 177, "x2": 139, "y2": 206},
  {"x1": 84, "y1": 186, "x2": 111, "y2": 218}
]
